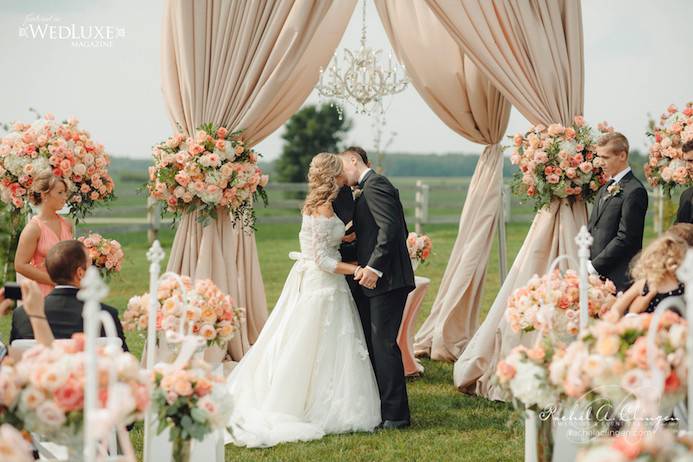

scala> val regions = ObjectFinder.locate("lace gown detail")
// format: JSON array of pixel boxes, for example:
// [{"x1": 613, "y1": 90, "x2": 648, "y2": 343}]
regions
[{"x1": 224, "y1": 215, "x2": 381, "y2": 448}]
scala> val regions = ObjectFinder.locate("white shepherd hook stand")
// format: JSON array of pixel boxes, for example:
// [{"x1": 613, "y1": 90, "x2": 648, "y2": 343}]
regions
[
  {"x1": 143, "y1": 240, "x2": 165, "y2": 462},
  {"x1": 525, "y1": 225, "x2": 593, "y2": 462},
  {"x1": 78, "y1": 267, "x2": 109, "y2": 462}
]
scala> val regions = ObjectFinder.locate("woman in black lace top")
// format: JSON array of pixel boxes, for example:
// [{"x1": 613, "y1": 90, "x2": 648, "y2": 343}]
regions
[{"x1": 612, "y1": 234, "x2": 688, "y2": 317}]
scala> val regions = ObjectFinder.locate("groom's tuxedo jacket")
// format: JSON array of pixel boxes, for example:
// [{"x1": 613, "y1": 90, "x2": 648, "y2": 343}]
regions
[
  {"x1": 587, "y1": 170, "x2": 647, "y2": 292},
  {"x1": 345, "y1": 170, "x2": 415, "y2": 298}
]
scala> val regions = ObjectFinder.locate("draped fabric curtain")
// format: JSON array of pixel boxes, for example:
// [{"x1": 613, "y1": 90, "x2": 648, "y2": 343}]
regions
[
  {"x1": 374, "y1": 0, "x2": 510, "y2": 362},
  {"x1": 424, "y1": 0, "x2": 586, "y2": 398},
  {"x1": 161, "y1": 0, "x2": 357, "y2": 360}
]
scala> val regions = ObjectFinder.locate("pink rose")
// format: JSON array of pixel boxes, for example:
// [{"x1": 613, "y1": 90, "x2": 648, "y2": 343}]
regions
[
  {"x1": 175, "y1": 172, "x2": 190, "y2": 187},
  {"x1": 578, "y1": 162, "x2": 593, "y2": 174},
  {"x1": 216, "y1": 127, "x2": 228, "y2": 139},
  {"x1": 573, "y1": 115, "x2": 585, "y2": 127},
  {"x1": 54, "y1": 378, "x2": 84, "y2": 412},
  {"x1": 172, "y1": 377, "x2": 193, "y2": 397},
  {"x1": 546, "y1": 173, "x2": 560, "y2": 184},
  {"x1": 214, "y1": 140, "x2": 226, "y2": 151}
]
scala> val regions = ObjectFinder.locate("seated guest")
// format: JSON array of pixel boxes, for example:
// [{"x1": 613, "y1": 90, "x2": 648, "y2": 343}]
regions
[
  {"x1": 1, "y1": 280, "x2": 55, "y2": 359},
  {"x1": 587, "y1": 132, "x2": 648, "y2": 292},
  {"x1": 675, "y1": 140, "x2": 693, "y2": 224},
  {"x1": 667, "y1": 222, "x2": 693, "y2": 247},
  {"x1": 10, "y1": 240, "x2": 128, "y2": 350},
  {"x1": 612, "y1": 234, "x2": 687, "y2": 317}
]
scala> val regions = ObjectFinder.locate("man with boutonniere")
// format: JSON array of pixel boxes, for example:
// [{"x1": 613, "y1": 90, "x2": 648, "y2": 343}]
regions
[{"x1": 587, "y1": 132, "x2": 648, "y2": 292}]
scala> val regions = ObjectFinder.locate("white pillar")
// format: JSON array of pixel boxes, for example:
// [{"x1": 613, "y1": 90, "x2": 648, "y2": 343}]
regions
[{"x1": 575, "y1": 226, "x2": 593, "y2": 332}]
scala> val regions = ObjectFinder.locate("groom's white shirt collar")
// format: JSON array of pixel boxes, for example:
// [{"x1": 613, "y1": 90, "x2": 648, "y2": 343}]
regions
[
  {"x1": 357, "y1": 168, "x2": 372, "y2": 186},
  {"x1": 611, "y1": 166, "x2": 631, "y2": 184}
]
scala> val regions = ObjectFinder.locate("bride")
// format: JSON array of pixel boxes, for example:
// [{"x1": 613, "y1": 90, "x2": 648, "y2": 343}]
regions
[{"x1": 225, "y1": 153, "x2": 381, "y2": 448}]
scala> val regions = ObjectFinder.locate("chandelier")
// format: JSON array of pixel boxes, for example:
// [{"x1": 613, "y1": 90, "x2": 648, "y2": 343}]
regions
[{"x1": 316, "y1": 0, "x2": 408, "y2": 117}]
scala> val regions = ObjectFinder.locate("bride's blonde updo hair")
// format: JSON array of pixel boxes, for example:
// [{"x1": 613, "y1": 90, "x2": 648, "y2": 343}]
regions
[
  {"x1": 30, "y1": 170, "x2": 68, "y2": 206},
  {"x1": 302, "y1": 153, "x2": 343, "y2": 216},
  {"x1": 630, "y1": 235, "x2": 688, "y2": 287}
]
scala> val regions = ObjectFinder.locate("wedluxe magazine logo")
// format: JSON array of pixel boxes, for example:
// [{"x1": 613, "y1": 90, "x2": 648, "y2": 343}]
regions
[{"x1": 17, "y1": 13, "x2": 125, "y2": 48}]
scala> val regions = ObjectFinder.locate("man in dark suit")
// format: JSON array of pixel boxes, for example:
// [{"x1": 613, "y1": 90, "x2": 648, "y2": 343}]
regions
[
  {"x1": 10, "y1": 240, "x2": 128, "y2": 350},
  {"x1": 675, "y1": 139, "x2": 693, "y2": 224},
  {"x1": 334, "y1": 147, "x2": 374, "y2": 364},
  {"x1": 587, "y1": 132, "x2": 648, "y2": 292},
  {"x1": 340, "y1": 150, "x2": 415, "y2": 429}
]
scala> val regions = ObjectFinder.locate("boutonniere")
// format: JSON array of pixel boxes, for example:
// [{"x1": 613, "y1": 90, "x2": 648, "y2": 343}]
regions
[
  {"x1": 353, "y1": 188, "x2": 362, "y2": 200},
  {"x1": 606, "y1": 182, "x2": 622, "y2": 198}
]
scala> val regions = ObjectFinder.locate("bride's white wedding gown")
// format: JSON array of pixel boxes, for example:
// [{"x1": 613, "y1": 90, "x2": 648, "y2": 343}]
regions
[{"x1": 225, "y1": 214, "x2": 381, "y2": 448}]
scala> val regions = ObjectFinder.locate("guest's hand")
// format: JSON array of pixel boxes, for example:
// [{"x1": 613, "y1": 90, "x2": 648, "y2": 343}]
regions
[
  {"x1": 357, "y1": 268, "x2": 379, "y2": 289},
  {"x1": 342, "y1": 232, "x2": 356, "y2": 243},
  {"x1": 20, "y1": 280, "x2": 45, "y2": 319},
  {"x1": 0, "y1": 289, "x2": 14, "y2": 316}
]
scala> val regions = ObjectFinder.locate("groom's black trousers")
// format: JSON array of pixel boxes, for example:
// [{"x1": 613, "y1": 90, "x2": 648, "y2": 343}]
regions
[{"x1": 350, "y1": 280, "x2": 411, "y2": 423}]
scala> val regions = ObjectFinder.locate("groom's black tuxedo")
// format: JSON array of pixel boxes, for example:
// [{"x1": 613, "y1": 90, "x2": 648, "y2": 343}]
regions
[
  {"x1": 340, "y1": 169, "x2": 414, "y2": 424},
  {"x1": 587, "y1": 170, "x2": 648, "y2": 292},
  {"x1": 675, "y1": 187, "x2": 693, "y2": 224}
]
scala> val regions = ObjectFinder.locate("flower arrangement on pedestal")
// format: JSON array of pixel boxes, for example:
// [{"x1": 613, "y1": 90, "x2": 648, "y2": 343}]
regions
[
  {"x1": 78, "y1": 233, "x2": 124, "y2": 279},
  {"x1": 645, "y1": 102, "x2": 693, "y2": 197},
  {"x1": 0, "y1": 115, "x2": 115, "y2": 220},
  {"x1": 148, "y1": 124, "x2": 269, "y2": 227},
  {"x1": 510, "y1": 117, "x2": 613, "y2": 211}
]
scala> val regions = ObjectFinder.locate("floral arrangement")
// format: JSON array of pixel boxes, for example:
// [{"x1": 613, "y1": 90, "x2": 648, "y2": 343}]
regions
[
  {"x1": 510, "y1": 117, "x2": 612, "y2": 211},
  {"x1": 549, "y1": 312, "x2": 687, "y2": 416},
  {"x1": 406, "y1": 232, "x2": 432, "y2": 265},
  {"x1": 506, "y1": 269, "x2": 617, "y2": 337},
  {"x1": 0, "y1": 114, "x2": 115, "y2": 220},
  {"x1": 78, "y1": 233, "x2": 124, "y2": 278},
  {"x1": 645, "y1": 102, "x2": 693, "y2": 197},
  {"x1": 496, "y1": 338, "x2": 561, "y2": 410},
  {"x1": 152, "y1": 359, "x2": 232, "y2": 462},
  {"x1": 148, "y1": 123, "x2": 269, "y2": 227},
  {"x1": 578, "y1": 429, "x2": 693, "y2": 462},
  {"x1": 0, "y1": 424, "x2": 33, "y2": 462},
  {"x1": 123, "y1": 276, "x2": 244, "y2": 348},
  {"x1": 0, "y1": 334, "x2": 150, "y2": 441}
]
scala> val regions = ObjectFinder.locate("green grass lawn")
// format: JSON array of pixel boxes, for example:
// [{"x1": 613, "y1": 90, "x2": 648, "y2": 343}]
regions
[{"x1": 0, "y1": 216, "x2": 660, "y2": 461}]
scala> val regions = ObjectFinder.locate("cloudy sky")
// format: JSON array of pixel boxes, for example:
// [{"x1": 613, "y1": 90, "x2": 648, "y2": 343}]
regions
[{"x1": 0, "y1": 0, "x2": 691, "y2": 161}]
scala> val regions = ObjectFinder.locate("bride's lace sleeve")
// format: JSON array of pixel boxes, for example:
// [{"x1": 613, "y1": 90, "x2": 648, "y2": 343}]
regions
[{"x1": 311, "y1": 218, "x2": 339, "y2": 273}]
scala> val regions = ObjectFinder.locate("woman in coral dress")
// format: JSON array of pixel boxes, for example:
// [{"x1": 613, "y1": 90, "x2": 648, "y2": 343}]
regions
[{"x1": 15, "y1": 171, "x2": 73, "y2": 297}]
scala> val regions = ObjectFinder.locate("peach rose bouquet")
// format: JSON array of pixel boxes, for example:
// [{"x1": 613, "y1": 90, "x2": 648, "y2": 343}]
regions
[
  {"x1": 506, "y1": 269, "x2": 617, "y2": 338},
  {"x1": 148, "y1": 123, "x2": 269, "y2": 228},
  {"x1": 78, "y1": 232, "x2": 124, "y2": 278},
  {"x1": 0, "y1": 114, "x2": 115, "y2": 220},
  {"x1": 152, "y1": 359, "x2": 232, "y2": 462},
  {"x1": 549, "y1": 312, "x2": 687, "y2": 418},
  {"x1": 645, "y1": 102, "x2": 693, "y2": 197},
  {"x1": 0, "y1": 334, "x2": 150, "y2": 443},
  {"x1": 510, "y1": 117, "x2": 612, "y2": 211},
  {"x1": 123, "y1": 276, "x2": 244, "y2": 348},
  {"x1": 406, "y1": 232, "x2": 432, "y2": 268}
]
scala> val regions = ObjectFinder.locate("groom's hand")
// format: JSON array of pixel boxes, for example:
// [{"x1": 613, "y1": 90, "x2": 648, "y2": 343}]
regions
[
  {"x1": 357, "y1": 268, "x2": 379, "y2": 289},
  {"x1": 342, "y1": 232, "x2": 356, "y2": 243}
]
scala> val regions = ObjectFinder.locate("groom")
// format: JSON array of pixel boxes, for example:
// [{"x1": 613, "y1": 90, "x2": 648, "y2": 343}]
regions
[
  {"x1": 587, "y1": 132, "x2": 648, "y2": 292},
  {"x1": 339, "y1": 149, "x2": 415, "y2": 429}
]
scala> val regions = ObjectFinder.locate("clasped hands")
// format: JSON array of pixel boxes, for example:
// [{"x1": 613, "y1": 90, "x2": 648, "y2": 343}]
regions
[{"x1": 354, "y1": 266, "x2": 379, "y2": 290}]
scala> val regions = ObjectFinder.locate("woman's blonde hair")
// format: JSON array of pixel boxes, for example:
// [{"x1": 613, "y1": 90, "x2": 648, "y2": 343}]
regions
[
  {"x1": 302, "y1": 153, "x2": 342, "y2": 216},
  {"x1": 630, "y1": 235, "x2": 688, "y2": 286},
  {"x1": 30, "y1": 170, "x2": 68, "y2": 206}
]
